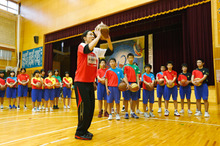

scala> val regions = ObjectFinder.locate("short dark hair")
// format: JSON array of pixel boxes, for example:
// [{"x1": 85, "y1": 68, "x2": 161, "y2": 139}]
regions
[
  {"x1": 100, "y1": 59, "x2": 106, "y2": 63},
  {"x1": 9, "y1": 71, "x2": 15, "y2": 77},
  {"x1": 127, "y1": 53, "x2": 134, "y2": 58},
  {"x1": 48, "y1": 70, "x2": 52, "y2": 74},
  {"x1": 166, "y1": 61, "x2": 173, "y2": 66},
  {"x1": 40, "y1": 69, "x2": 45, "y2": 73},
  {"x1": 161, "y1": 65, "x2": 166, "y2": 67},
  {"x1": 65, "y1": 71, "x2": 69, "y2": 75},
  {"x1": 181, "y1": 63, "x2": 188, "y2": 67},
  {"x1": 54, "y1": 69, "x2": 59, "y2": 73},
  {"x1": 82, "y1": 30, "x2": 90, "y2": 43},
  {"x1": 133, "y1": 62, "x2": 138, "y2": 66},
  {"x1": 197, "y1": 58, "x2": 204, "y2": 63},
  {"x1": 109, "y1": 58, "x2": 116, "y2": 63},
  {"x1": 144, "y1": 64, "x2": 152, "y2": 69},
  {"x1": 20, "y1": 68, "x2": 26, "y2": 72},
  {"x1": 33, "y1": 70, "x2": 40, "y2": 76},
  {"x1": 0, "y1": 70, "x2": 4, "y2": 74}
]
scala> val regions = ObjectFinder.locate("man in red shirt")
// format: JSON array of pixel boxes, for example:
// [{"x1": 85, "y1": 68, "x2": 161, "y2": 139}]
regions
[
  {"x1": 17, "y1": 68, "x2": 29, "y2": 110},
  {"x1": 74, "y1": 27, "x2": 113, "y2": 140},
  {"x1": 163, "y1": 61, "x2": 180, "y2": 116}
]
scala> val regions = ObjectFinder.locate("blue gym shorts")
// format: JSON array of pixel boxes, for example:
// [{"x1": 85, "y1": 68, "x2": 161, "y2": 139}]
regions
[
  {"x1": 123, "y1": 82, "x2": 138, "y2": 101},
  {"x1": 97, "y1": 83, "x2": 107, "y2": 100},
  {"x1": 157, "y1": 84, "x2": 164, "y2": 98},
  {"x1": 107, "y1": 86, "x2": 120, "y2": 104},
  {"x1": 63, "y1": 87, "x2": 72, "y2": 98},
  {"x1": 143, "y1": 89, "x2": 154, "y2": 104},
  {"x1": 44, "y1": 89, "x2": 55, "y2": 101},
  {"x1": 179, "y1": 85, "x2": 191, "y2": 100},
  {"x1": 54, "y1": 88, "x2": 60, "y2": 97},
  {"x1": 18, "y1": 85, "x2": 28, "y2": 97},
  {"x1": 164, "y1": 85, "x2": 177, "y2": 101},
  {"x1": 32, "y1": 89, "x2": 42, "y2": 102},
  {"x1": 194, "y1": 83, "x2": 208, "y2": 100},
  {"x1": 6, "y1": 87, "x2": 16, "y2": 99},
  {"x1": 0, "y1": 90, "x2": 5, "y2": 97}
]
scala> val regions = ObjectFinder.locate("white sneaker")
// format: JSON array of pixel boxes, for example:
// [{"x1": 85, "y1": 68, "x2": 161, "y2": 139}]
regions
[
  {"x1": 194, "y1": 111, "x2": 202, "y2": 116},
  {"x1": 174, "y1": 110, "x2": 180, "y2": 116},
  {"x1": 164, "y1": 110, "x2": 169, "y2": 116},
  {"x1": 188, "y1": 109, "x2": 192, "y2": 114},
  {"x1": 24, "y1": 106, "x2": 27, "y2": 110},
  {"x1": 32, "y1": 107, "x2": 36, "y2": 112},
  {"x1": 64, "y1": 105, "x2": 66, "y2": 109},
  {"x1": 195, "y1": 109, "x2": 199, "y2": 113},
  {"x1": 204, "y1": 112, "x2": 210, "y2": 117},
  {"x1": 116, "y1": 114, "x2": 120, "y2": 120},
  {"x1": 111, "y1": 108, "x2": 114, "y2": 114},
  {"x1": 146, "y1": 107, "x2": 148, "y2": 111},
  {"x1": 136, "y1": 109, "x2": 141, "y2": 114},
  {"x1": 108, "y1": 114, "x2": 113, "y2": 120},
  {"x1": 144, "y1": 112, "x2": 149, "y2": 118},
  {"x1": 45, "y1": 108, "x2": 49, "y2": 112},
  {"x1": 180, "y1": 109, "x2": 184, "y2": 114},
  {"x1": 39, "y1": 106, "x2": 42, "y2": 110},
  {"x1": 37, "y1": 108, "x2": 40, "y2": 112},
  {"x1": 149, "y1": 112, "x2": 155, "y2": 117},
  {"x1": 158, "y1": 108, "x2": 162, "y2": 113},
  {"x1": 1, "y1": 105, "x2": 3, "y2": 109},
  {"x1": 67, "y1": 105, "x2": 70, "y2": 109},
  {"x1": 121, "y1": 106, "x2": 125, "y2": 112},
  {"x1": 42, "y1": 106, "x2": 45, "y2": 110},
  {"x1": 50, "y1": 107, "x2": 53, "y2": 111}
]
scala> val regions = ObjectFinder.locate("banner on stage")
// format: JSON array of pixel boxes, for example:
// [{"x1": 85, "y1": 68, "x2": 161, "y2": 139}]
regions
[
  {"x1": 22, "y1": 47, "x2": 43, "y2": 68},
  {"x1": 100, "y1": 36, "x2": 145, "y2": 73}
]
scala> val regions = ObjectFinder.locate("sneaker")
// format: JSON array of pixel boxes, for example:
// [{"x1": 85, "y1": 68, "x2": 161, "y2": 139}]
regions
[
  {"x1": 121, "y1": 106, "x2": 125, "y2": 112},
  {"x1": 174, "y1": 110, "x2": 180, "y2": 116},
  {"x1": 67, "y1": 105, "x2": 70, "y2": 109},
  {"x1": 158, "y1": 108, "x2": 162, "y2": 113},
  {"x1": 188, "y1": 109, "x2": 192, "y2": 114},
  {"x1": 194, "y1": 111, "x2": 202, "y2": 116},
  {"x1": 50, "y1": 107, "x2": 53, "y2": 111},
  {"x1": 204, "y1": 112, "x2": 210, "y2": 117},
  {"x1": 53, "y1": 105, "x2": 56, "y2": 109},
  {"x1": 180, "y1": 109, "x2": 184, "y2": 114},
  {"x1": 124, "y1": 113, "x2": 129, "y2": 119},
  {"x1": 146, "y1": 107, "x2": 148, "y2": 111},
  {"x1": 39, "y1": 106, "x2": 42, "y2": 110},
  {"x1": 32, "y1": 107, "x2": 36, "y2": 112},
  {"x1": 149, "y1": 112, "x2": 155, "y2": 117},
  {"x1": 98, "y1": 111, "x2": 102, "y2": 118},
  {"x1": 75, "y1": 133, "x2": 92, "y2": 140},
  {"x1": 42, "y1": 106, "x2": 45, "y2": 110},
  {"x1": 164, "y1": 110, "x2": 169, "y2": 116},
  {"x1": 9, "y1": 105, "x2": 12, "y2": 109},
  {"x1": 12, "y1": 105, "x2": 17, "y2": 109},
  {"x1": 86, "y1": 131, "x2": 93, "y2": 138},
  {"x1": 104, "y1": 111, "x2": 109, "y2": 117},
  {"x1": 24, "y1": 105, "x2": 27, "y2": 110},
  {"x1": 56, "y1": 105, "x2": 59, "y2": 109},
  {"x1": 1, "y1": 105, "x2": 3, "y2": 109},
  {"x1": 144, "y1": 112, "x2": 149, "y2": 118},
  {"x1": 108, "y1": 114, "x2": 113, "y2": 120},
  {"x1": 116, "y1": 114, "x2": 120, "y2": 120},
  {"x1": 131, "y1": 113, "x2": 139, "y2": 119},
  {"x1": 45, "y1": 108, "x2": 49, "y2": 112},
  {"x1": 37, "y1": 108, "x2": 40, "y2": 112},
  {"x1": 136, "y1": 109, "x2": 141, "y2": 114},
  {"x1": 111, "y1": 108, "x2": 114, "y2": 114},
  {"x1": 195, "y1": 109, "x2": 199, "y2": 113},
  {"x1": 64, "y1": 105, "x2": 67, "y2": 109},
  {"x1": 17, "y1": 105, "x2": 20, "y2": 110}
]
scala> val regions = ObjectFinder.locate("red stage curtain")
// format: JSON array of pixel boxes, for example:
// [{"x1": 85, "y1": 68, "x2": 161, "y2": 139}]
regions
[
  {"x1": 45, "y1": 0, "x2": 207, "y2": 43},
  {"x1": 44, "y1": 43, "x2": 53, "y2": 74}
]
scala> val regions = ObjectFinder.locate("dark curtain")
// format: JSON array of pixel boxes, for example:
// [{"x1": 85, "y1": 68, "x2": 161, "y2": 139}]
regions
[
  {"x1": 182, "y1": 2, "x2": 214, "y2": 85},
  {"x1": 45, "y1": 0, "x2": 207, "y2": 43},
  {"x1": 153, "y1": 27, "x2": 183, "y2": 75},
  {"x1": 44, "y1": 43, "x2": 53, "y2": 74}
]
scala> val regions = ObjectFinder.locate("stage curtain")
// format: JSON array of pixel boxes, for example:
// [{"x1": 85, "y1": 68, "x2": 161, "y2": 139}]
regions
[{"x1": 44, "y1": 43, "x2": 53, "y2": 74}]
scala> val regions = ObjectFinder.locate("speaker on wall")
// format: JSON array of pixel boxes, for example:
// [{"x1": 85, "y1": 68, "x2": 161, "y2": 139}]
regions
[{"x1": 34, "y1": 36, "x2": 39, "y2": 44}]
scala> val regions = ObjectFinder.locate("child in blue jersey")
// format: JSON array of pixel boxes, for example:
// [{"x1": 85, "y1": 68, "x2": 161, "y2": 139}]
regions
[
  {"x1": 6, "y1": 71, "x2": 17, "y2": 109},
  {"x1": 105, "y1": 58, "x2": 129, "y2": 120},
  {"x1": 142, "y1": 64, "x2": 155, "y2": 118}
]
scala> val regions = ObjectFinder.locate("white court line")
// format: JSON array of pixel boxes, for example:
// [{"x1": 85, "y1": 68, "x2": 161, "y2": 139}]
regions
[
  {"x1": 0, "y1": 119, "x2": 108, "y2": 146},
  {"x1": 0, "y1": 116, "x2": 77, "y2": 124},
  {"x1": 40, "y1": 137, "x2": 69, "y2": 146},
  {"x1": 97, "y1": 125, "x2": 110, "y2": 130}
]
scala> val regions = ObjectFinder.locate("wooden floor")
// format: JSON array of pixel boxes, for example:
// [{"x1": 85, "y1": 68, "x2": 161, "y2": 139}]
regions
[{"x1": 0, "y1": 87, "x2": 219, "y2": 146}]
